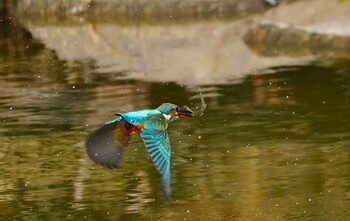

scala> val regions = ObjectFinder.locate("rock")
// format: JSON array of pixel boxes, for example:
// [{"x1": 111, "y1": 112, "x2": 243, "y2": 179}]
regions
[
  {"x1": 15, "y1": 0, "x2": 272, "y2": 23},
  {"x1": 244, "y1": 0, "x2": 350, "y2": 59}
]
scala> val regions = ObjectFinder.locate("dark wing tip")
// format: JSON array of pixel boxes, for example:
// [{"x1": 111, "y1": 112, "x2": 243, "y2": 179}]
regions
[
  {"x1": 161, "y1": 176, "x2": 171, "y2": 200},
  {"x1": 85, "y1": 122, "x2": 130, "y2": 168}
]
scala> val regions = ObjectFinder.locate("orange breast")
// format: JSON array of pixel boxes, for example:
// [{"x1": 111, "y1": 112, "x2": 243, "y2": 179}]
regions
[{"x1": 125, "y1": 122, "x2": 144, "y2": 133}]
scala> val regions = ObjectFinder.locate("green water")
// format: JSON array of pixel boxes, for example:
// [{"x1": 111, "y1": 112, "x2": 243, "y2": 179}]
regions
[{"x1": 1, "y1": 39, "x2": 350, "y2": 220}]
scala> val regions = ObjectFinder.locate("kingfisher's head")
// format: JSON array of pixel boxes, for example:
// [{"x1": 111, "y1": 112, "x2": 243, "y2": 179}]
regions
[{"x1": 157, "y1": 103, "x2": 194, "y2": 118}]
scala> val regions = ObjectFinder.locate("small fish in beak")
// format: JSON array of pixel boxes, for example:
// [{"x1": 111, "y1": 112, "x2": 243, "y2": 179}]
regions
[{"x1": 176, "y1": 105, "x2": 195, "y2": 118}]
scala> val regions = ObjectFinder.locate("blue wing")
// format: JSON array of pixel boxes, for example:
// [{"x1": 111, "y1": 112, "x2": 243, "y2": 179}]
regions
[
  {"x1": 116, "y1": 109, "x2": 156, "y2": 125},
  {"x1": 140, "y1": 115, "x2": 171, "y2": 199}
]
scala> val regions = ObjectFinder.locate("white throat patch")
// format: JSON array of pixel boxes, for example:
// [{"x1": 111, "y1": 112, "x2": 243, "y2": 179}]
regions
[{"x1": 163, "y1": 114, "x2": 172, "y2": 121}]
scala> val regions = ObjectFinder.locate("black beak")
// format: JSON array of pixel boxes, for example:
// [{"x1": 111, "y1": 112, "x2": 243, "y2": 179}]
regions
[{"x1": 177, "y1": 105, "x2": 194, "y2": 118}]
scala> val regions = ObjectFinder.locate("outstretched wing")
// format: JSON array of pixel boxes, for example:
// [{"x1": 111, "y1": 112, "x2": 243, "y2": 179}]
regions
[
  {"x1": 85, "y1": 117, "x2": 131, "y2": 168},
  {"x1": 140, "y1": 115, "x2": 172, "y2": 199}
]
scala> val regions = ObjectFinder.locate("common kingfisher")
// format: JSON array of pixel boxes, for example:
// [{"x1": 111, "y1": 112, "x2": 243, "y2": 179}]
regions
[{"x1": 85, "y1": 93, "x2": 206, "y2": 199}]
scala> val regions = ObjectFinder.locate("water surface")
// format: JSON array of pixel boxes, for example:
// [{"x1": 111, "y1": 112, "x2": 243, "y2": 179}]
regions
[{"x1": 1, "y1": 35, "x2": 350, "y2": 221}]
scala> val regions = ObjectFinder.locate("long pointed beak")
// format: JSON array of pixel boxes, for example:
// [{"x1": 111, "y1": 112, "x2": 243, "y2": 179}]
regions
[{"x1": 177, "y1": 105, "x2": 194, "y2": 118}]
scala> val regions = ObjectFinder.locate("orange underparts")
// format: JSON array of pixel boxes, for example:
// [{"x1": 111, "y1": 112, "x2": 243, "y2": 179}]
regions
[{"x1": 125, "y1": 122, "x2": 144, "y2": 133}]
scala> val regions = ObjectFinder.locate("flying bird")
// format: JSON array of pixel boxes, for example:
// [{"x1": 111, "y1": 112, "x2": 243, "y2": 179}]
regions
[{"x1": 85, "y1": 92, "x2": 206, "y2": 199}]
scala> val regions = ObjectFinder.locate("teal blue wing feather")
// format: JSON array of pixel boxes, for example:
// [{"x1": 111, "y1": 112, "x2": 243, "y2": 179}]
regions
[
  {"x1": 118, "y1": 109, "x2": 155, "y2": 125},
  {"x1": 140, "y1": 114, "x2": 171, "y2": 199},
  {"x1": 104, "y1": 115, "x2": 123, "y2": 125}
]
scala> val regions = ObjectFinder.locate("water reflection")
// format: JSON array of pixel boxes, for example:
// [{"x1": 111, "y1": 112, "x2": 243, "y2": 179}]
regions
[{"x1": 1, "y1": 41, "x2": 350, "y2": 220}]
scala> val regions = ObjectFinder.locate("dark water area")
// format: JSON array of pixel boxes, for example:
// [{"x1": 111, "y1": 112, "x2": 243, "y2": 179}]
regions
[{"x1": 1, "y1": 31, "x2": 350, "y2": 221}]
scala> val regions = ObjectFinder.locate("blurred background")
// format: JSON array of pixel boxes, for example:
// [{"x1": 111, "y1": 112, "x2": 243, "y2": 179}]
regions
[{"x1": 1, "y1": 0, "x2": 350, "y2": 220}]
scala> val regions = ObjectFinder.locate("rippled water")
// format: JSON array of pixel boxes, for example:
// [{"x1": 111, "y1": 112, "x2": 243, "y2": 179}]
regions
[{"x1": 1, "y1": 38, "x2": 350, "y2": 220}]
